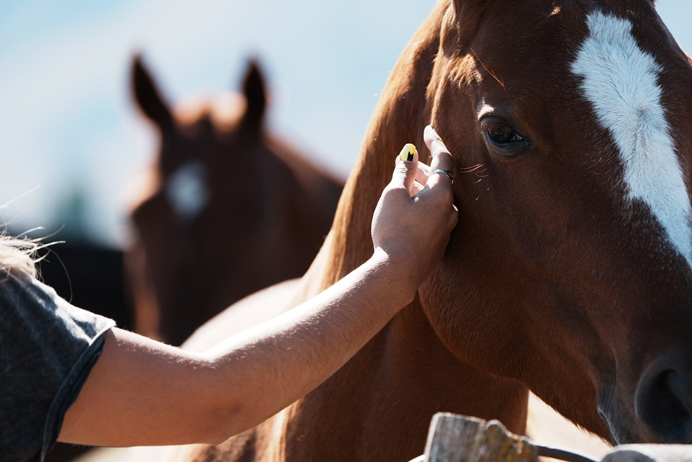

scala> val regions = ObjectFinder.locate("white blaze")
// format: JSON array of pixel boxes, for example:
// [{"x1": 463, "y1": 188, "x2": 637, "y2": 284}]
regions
[
  {"x1": 571, "y1": 10, "x2": 692, "y2": 268},
  {"x1": 165, "y1": 161, "x2": 210, "y2": 222}
]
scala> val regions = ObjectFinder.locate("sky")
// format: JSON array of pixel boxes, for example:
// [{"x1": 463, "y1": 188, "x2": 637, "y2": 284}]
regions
[{"x1": 0, "y1": 1, "x2": 691, "y2": 248}]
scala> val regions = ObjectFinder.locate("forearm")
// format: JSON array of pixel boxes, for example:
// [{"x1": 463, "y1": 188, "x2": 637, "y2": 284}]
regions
[
  {"x1": 60, "y1": 250, "x2": 416, "y2": 446},
  {"x1": 59, "y1": 131, "x2": 456, "y2": 447},
  {"x1": 203, "y1": 248, "x2": 416, "y2": 436}
]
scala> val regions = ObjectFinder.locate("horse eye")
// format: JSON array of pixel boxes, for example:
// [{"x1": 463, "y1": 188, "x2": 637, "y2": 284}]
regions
[
  {"x1": 483, "y1": 121, "x2": 524, "y2": 144},
  {"x1": 480, "y1": 118, "x2": 531, "y2": 157}
]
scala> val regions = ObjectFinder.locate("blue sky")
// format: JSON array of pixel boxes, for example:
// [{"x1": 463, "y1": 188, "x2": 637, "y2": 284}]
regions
[{"x1": 0, "y1": 1, "x2": 690, "y2": 247}]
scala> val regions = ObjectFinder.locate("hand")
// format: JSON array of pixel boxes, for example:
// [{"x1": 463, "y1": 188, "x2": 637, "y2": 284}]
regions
[{"x1": 371, "y1": 125, "x2": 458, "y2": 288}]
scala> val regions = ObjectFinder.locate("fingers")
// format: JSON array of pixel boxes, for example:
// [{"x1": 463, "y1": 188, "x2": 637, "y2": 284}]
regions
[
  {"x1": 411, "y1": 181, "x2": 425, "y2": 196},
  {"x1": 415, "y1": 162, "x2": 431, "y2": 186},
  {"x1": 389, "y1": 127, "x2": 455, "y2": 196},
  {"x1": 389, "y1": 143, "x2": 419, "y2": 197},
  {"x1": 424, "y1": 125, "x2": 455, "y2": 188}
]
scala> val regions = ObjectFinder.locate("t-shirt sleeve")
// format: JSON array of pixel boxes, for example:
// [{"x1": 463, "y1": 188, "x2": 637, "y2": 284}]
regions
[{"x1": 0, "y1": 271, "x2": 115, "y2": 462}]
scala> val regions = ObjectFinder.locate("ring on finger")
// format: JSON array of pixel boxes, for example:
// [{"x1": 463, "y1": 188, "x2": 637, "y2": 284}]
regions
[{"x1": 432, "y1": 169, "x2": 454, "y2": 182}]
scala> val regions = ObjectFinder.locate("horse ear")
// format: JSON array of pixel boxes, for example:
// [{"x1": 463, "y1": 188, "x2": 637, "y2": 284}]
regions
[
  {"x1": 451, "y1": 0, "x2": 484, "y2": 24},
  {"x1": 452, "y1": 0, "x2": 463, "y2": 19},
  {"x1": 131, "y1": 54, "x2": 174, "y2": 132},
  {"x1": 239, "y1": 59, "x2": 267, "y2": 134}
]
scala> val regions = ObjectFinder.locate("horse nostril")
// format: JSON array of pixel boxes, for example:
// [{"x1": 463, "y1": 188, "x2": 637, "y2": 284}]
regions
[{"x1": 635, "y1": 366, "x2": 692, "y2": 443}]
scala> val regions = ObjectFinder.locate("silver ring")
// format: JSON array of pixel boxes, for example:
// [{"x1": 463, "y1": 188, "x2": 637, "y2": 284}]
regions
[{"x1": 432, "y1": 169, "x2": 455, "y2": 181}]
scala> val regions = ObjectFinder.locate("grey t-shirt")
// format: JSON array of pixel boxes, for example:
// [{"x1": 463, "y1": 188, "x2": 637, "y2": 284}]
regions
[{"x1": 0, "y1": 270, "x2": 115, "y2": 462}]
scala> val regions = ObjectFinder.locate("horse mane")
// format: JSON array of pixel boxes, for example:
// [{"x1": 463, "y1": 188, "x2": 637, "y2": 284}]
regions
[
  {"x1": 174, "y1": 93, "x2": 247, "y2": 132},
  {"x1": 320, "y1": 3, "x2": 446, "y2": 289}
]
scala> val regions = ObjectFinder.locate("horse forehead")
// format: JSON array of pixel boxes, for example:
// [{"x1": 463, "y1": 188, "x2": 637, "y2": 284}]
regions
[
  {"x1": 164, "y1": 160, "x2": 210, "y2": 223},
  {"x1": 570, "y1": 9, "x2": 692, "y2": 269}
]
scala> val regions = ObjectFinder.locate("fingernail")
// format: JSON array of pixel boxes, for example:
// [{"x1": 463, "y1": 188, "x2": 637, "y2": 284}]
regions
[
  {"x1": 426, "y1": 125, "x2": 440, "y2": 140},
  {"x1": 399, "y1": 143, "x2": 417, "y2": 162}
]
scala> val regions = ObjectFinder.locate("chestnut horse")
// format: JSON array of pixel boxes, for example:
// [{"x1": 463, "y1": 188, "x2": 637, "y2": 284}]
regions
[
  {"x1": 127, "y1": 56, "x2": 343, "y2": 345},
  {"x1": 86, "y1": 1, "x2": 692, "y2": 460}
]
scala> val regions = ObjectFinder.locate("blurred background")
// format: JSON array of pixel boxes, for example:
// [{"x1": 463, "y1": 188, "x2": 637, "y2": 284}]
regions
[{"x1": 0, "y1": 0, "x2": 691, "y2": 248}]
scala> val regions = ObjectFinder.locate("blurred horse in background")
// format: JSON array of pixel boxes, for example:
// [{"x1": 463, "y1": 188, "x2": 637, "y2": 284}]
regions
[{"x1": 126, "y1": 56, "x2": 343, "y2": 345}]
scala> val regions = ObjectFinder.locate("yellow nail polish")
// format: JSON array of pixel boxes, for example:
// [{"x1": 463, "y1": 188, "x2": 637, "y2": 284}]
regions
[{"x1": 399, "y1": 143, "x2": 417, "y2": 162}]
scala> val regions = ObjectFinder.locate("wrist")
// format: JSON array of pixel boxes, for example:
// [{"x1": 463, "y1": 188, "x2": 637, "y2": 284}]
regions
[{"x1": 367, "y1": 248, "x2": 420, "y2": 306}]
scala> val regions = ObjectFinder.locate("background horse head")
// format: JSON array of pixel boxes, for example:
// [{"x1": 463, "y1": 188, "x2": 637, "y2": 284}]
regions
[{"x1": 126, "y1": 55, "x2": 343, "y2": 345}]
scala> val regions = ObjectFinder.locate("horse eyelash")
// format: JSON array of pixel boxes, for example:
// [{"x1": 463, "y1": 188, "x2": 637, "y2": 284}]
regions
[
  {"x1": 461, "y1": 163, "x2": 490, "y2": 184},
  {"x1": 460, "y1": 163, "x2": 488, "y2": 176}
]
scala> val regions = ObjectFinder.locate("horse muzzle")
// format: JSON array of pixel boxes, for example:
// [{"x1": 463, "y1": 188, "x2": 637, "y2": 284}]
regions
[
  {"x1": 600, "y1": 348, "x2": 692, "y2": 445},
  {"x1": 634, "y1": 350, "x2": 692, "y2": 443}
]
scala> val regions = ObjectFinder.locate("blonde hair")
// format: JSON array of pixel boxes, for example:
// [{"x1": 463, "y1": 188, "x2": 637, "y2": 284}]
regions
[{"x1": 0, "y1": 234, "x2": 40, "y2": 278}]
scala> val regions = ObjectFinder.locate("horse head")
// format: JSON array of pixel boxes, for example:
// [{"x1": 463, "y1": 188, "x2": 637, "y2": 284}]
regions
[
  {"x1": 426, "y1": 0, "x2": 692, "y2": 445},
  {"x1": 128, "y1": 55, "x2": 342, "y2": 345},
  {"x1": 327, "y1": 0, "x2": 692, "y2": 446}
]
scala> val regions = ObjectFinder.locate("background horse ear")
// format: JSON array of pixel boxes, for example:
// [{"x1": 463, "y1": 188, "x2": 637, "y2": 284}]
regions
[
  {"x1": 131, "y1": 53, "x2": 174, "y2": 132},
  {"x1": 239, "y1": 59, "x2": 267, "y2": 134}
]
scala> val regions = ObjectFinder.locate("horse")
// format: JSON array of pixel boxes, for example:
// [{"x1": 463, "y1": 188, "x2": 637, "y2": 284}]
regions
[
  {"x1": 126, "y1": 56, "x2": 344, "y2": 345},
  {"x1": 82, "y1": 0, "x2": 692, "y2": 460}
]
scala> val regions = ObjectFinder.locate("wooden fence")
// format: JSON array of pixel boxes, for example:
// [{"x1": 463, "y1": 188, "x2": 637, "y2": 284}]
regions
[{"x1": 412, "y1": 413, "x2": 692, "y2": 462}]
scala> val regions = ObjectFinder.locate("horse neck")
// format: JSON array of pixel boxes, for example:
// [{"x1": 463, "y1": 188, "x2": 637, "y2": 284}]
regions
[
  {"x1": 282, "y1": 298, "x2": 529, "y2": 461},
  {"x1": 289, "y1": 2, "x2": 529, "y2": 458},
  {"x1": 255, "y1": 135, "x2": 341, "y2": 231}
]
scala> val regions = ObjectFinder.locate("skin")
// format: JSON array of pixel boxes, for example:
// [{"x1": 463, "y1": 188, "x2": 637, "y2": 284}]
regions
[{"x1": 57, "y1": 127, "x2": 458, "y2": 447}]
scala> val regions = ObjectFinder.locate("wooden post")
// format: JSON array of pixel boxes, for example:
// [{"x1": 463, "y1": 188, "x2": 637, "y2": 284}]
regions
[
  {"x1": 413, "y1": 413, "x2": 692, "y2": 462},
  {"x1": 421, "y1": 413, "x2": 538, "y2": 462}
]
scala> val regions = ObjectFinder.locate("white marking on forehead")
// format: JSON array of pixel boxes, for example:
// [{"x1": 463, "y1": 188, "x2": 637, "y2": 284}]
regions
[
  {"x1": 571, "y1": 10, "x2": 692, "y2": 268},
  {"x1": 165, "y1": 161, "x2": 210, "y2": 222}
]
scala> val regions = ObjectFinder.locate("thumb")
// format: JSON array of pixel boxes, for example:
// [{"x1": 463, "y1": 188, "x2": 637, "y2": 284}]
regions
[{"x1": 390, "y1": 143, "x2": 419, "y2": 195}]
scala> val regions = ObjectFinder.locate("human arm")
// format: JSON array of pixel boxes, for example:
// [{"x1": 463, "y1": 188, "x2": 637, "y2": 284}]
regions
[{"x1": 58, "y1": 127, "x2": 458, "y2": 447}]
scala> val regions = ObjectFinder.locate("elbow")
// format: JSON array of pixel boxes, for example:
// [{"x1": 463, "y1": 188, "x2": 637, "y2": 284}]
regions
[
  {"x1": 196, "y1": 401, "x2": 249, "y2": 445},
  {"x1": 193, "y1": 356, "x2": 283, "y2": 444},
  {"x1": 202, "y1": 401, "x2": 286, "y2": 445},
  {"x1": 188, "y1": 362, "x2": 250, "y2": 445}
]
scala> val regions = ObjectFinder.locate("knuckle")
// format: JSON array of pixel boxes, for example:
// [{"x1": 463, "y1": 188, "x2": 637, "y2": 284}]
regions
[
  {"x1": 395, "y1": 163, "x2": 410, "y2": 175},
  {"x1": 383, "y1": 185, "x2": 406, "y2": 199}
]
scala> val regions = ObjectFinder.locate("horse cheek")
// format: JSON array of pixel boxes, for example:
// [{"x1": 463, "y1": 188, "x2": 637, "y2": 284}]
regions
[{"x1": 419, "y1": 261, "x2": 490, "y2": 366}]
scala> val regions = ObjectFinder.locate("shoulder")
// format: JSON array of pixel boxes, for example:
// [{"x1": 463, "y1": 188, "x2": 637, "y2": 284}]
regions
[{"x1": 0, "y1": 269, "x2": 115, "y2": 461}]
